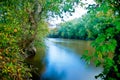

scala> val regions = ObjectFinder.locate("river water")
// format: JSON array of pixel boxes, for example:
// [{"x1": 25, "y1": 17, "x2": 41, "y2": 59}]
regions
[{"x1": 40, "y1": 38, "x2": 102, "y2": 80}]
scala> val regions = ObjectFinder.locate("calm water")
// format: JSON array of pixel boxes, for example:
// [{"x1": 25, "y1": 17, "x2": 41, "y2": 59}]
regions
[{"x1": 41, "y1": 38, "x2": 102, "y2": 80}]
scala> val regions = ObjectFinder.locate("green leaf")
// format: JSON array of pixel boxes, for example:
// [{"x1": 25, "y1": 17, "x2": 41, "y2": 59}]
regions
[{"x1": 95, "y1": 60, "x2": 101, "y2": 67}]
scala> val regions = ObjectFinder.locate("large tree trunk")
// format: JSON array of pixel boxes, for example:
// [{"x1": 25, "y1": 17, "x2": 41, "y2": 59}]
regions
[{"x1": 19, "y1": 0, "x2": 43, "y2": 57}]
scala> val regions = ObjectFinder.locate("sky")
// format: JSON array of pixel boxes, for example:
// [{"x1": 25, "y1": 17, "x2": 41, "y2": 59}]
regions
[{"x1": 48, "y1": 0, "x2": 96, "y2": 28}]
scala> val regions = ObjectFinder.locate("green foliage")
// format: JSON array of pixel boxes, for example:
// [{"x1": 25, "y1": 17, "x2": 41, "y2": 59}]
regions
[
  {"x1": 0, "y1": 0, "x2": 32, "y2": 79},
  {"x1": 84, "y1": 1, "x2": 120, "y2": 80},
  {"x1": 48, "y1": 11, "x2": 105, "y2": 40},
  {"x1": 0, "y1": 0, "x2": 82, "y2": 79},
  {"x1": 33, "y1": 20, "x2": 49, "y2": 48}
]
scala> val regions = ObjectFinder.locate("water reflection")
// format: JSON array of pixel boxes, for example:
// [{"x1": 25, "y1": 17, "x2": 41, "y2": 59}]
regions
[{"x1": 42, "y1": 38, "x2": 102, "y2": 80}]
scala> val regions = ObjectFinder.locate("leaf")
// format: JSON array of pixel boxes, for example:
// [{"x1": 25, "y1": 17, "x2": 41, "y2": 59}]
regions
[
  {"x1": 98, "y1": 53, "x2": 102, "y2": 60},
  {"x1": 95, "y1": 60, "x2": 101, "y2": 67},
  {"x1": 117, "y1": 73, "x2": 120, "y2": 78},
  {"x1": 115, "y1": 21, "x2": 120, "y2": 31}
]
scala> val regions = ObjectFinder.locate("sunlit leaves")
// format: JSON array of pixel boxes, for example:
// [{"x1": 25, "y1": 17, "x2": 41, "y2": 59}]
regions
[
  {"x1": 44, "y1": 0, "x2": 81, "y2": 18},
  {"x1": 0, "y1": 0, "x2": 32, "y2": 79}
]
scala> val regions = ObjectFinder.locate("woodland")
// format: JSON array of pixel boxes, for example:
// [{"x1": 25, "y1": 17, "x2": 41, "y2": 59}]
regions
[{"x1": 0, "y1": 0, "x2": 120, "y2": 80}]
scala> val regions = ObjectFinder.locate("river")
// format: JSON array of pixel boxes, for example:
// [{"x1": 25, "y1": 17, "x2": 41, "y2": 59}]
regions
[{"x1": 30, "y1": 38, "x2": 102, "y2": 80}]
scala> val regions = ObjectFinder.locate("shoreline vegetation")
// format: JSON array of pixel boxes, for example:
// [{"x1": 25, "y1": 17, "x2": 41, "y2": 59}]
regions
[
  {"x1": 1, "y1": 0, "x2": 120, "y2": 80},
  {"x1": 48, "y1": 36, "x2": 95, "y2": 41}
]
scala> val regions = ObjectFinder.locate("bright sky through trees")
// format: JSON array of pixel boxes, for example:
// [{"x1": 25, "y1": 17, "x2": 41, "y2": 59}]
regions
[{"x1": 49, "y1": 0, "x2": 96, "y2": 28}]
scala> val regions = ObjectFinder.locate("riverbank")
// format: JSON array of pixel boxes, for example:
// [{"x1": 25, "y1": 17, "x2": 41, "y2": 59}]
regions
[{"x1": 47, "y1": 36, "x2": 95, "y2": 41}]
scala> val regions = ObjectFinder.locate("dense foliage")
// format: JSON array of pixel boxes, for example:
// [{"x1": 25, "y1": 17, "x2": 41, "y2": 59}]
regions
[
  {"x1": 48, "y1": 12, "x2": 104, "y2": 40},
  {"x1": 48, "y1": 18, "x2": 88, "y2": 40},
  {"x1": 0, "y1": 0, "x2": 81, "y2": 79},
  {"x1": 89, "y1": 0, "x2": 120, "y2": 80},
  {"x1": 0, "y1": 1, "x2": 33, "y2": 79}
]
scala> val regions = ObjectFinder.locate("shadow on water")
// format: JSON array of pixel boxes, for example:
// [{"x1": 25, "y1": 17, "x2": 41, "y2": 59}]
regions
[
  {"x1": 41, "y1": 38, "x2": 102, "y2": 80},
  {"x1": 25, "y1": 47, "x2": 46, "y2": 80}
]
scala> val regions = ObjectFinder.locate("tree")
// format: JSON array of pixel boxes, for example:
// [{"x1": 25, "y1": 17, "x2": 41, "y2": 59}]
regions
[
  {"x1": 0, "y1": 0, "x2": 81, "y2": 79},
  {"x1": 83, "y1": 0, "x2": 120, "y2": 80}
]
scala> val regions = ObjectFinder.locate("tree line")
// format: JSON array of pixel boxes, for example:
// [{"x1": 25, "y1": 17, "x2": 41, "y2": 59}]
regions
[{"x1": 48, "y1": 11, "x2": 104, "y2": 40}]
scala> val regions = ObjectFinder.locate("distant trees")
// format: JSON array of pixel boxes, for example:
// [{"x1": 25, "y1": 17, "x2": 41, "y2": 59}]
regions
[{"x1": 48, "y1": 12, "x2": 103, "y2": 40}]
